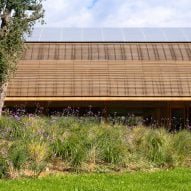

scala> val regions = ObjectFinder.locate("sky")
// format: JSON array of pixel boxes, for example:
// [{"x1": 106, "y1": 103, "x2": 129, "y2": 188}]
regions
[{"x1": 42, "y1": 0, "x2": 191, "y2": 27}]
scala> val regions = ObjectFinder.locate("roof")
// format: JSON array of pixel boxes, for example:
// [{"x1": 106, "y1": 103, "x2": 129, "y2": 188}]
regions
[
  {"x1": 27, "y1": 28, "x2": 191, "y2": 42},
  {"x1": 22, "y1": 42, "x2": 191, "y2": 61},
  {"x1": 6, "y1": 42, "x2": 191, "y2": 101}
]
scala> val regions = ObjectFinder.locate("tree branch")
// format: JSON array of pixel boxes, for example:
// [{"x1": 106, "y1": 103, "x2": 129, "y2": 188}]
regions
[
  {"x1": 0, "y1": 9, "x2": 12, "y2": 28},
  {"x1": 27, "y1": 4, "x2": 42, "y2": 11}
]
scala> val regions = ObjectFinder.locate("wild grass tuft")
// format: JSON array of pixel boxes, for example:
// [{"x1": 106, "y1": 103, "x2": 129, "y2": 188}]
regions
[
  {"x1": 8, "y1": 142, "x2": 28, "y2": 170},
  {"x1": 138, "y1": 128, "x2": 173, "y2": 166},
  {"x1": 172, "y1": 130, "x2": 191, "y2": 166},
  {"x1": 97, "y1": 125, "x2": 128, "y2": 165}
]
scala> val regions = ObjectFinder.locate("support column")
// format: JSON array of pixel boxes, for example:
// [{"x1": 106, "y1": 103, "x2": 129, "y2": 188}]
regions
[
  {"x1": 167, "y1": 103, "x2": 171, "y2": 130},
  {"x1": 103, "y1": 101, "x2": 108, "y2": 123}
]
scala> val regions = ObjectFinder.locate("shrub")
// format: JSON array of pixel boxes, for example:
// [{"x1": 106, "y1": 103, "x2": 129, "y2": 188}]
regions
[
  {"x1": 0, "y1": 116, "x2": 21, "y2": 140},
  {"x1": 1, "y1": 115, "x2": 191, "y2": 177},
  {"x1": 52, "y1": 135, "x2": 89, "y2": 168},
  {"x1": 0, "y1": 156, "x2": 8, "y2": 178},
  {"x1": 8, "y1": 143, "x2": 28, "y2": 170},
  {"x1": 137, "y1": 128, "x2": 174, "y2": 166},
  {"x1": 27, "y1": 141, "x2": 49, "y2": 163},
  {"x1": 172, "y1": 130, "x2": 191, "y2": 165},
  {"x1": 20, "y1": 116, "x2": 48, "y2": 141},
  {"x1": 97, "y1": 125, "x2": 128, "y2": 165}
]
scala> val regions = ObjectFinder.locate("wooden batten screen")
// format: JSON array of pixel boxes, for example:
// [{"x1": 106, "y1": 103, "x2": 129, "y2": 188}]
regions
[
  {"x1": 23, "y1": 43, "x2": 191, "y2": 61},
  {"x1": 7, "y1": 43, "x2": 191, "y2": 97},
  {"x1": 6, "y1": 42, "x2": 191, "y2": 98}
]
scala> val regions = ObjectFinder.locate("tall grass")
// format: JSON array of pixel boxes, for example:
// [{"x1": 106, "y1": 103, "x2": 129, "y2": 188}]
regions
[
  {"x1": 172, "y1": 130, "x2": 191, "y2": 166},
  {"x1": 0, "y1": 116, "x2": 190, "y2": 178},
  {"x1": 135, "y1": 128, "x2": 173, "y2": 166}
]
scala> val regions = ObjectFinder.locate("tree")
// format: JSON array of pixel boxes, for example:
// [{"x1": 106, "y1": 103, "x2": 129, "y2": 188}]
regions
[{"x1": 0, "y1": 0, "x2": 44, "y2": 115}]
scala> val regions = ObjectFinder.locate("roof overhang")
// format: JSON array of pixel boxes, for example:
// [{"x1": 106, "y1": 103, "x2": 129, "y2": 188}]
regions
[{"x1": 5, "y1": 97, "x2": 191, "y2": 102}]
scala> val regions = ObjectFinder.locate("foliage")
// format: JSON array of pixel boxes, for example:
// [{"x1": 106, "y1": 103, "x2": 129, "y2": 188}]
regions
[
  {"x1": 27, "y1": 141, "x2": 49, "y2": 163},
  {"x1": 8, "y1": 143, "x2": 28, "y2": 170},
  {"x1": 0, "y1": 156, "x2": 8, "y2": 178},
  {"x1": 172, "y1": 130, "x2": 191, "y2": 165},
  {"x1": 0, "y1": 116, "x2": 190, "y2": 178},
  {"x1": 0, "y1": 0, "x2": 44, "y2": 82},
  {"x1": 97, "y1": 126, "x2": 128, "y2": 165},
  {"x1": 137, "y1": 129, "x2": 174, "y2": 166},
  {"x1": 0, "y1": 0, "x2": 44, "y2": 115},
  {"x1": 52, "y1": 136, "x2": 88, "y2": 168}
]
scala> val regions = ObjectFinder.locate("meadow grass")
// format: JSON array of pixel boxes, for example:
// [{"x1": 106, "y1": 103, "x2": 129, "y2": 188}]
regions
[
  {"x1": 0, "y1": 168, "x2": 190, "y2": 191},
  {"x1": 0, "y1": 116, "x2": 191, "y2": 178}
]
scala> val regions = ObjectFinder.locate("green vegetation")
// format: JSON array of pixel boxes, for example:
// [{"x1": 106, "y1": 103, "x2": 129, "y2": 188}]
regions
[
  {"x1": 0, "y1": 168, "x2": 191, "y2": 191},
  {"x1": 0, "y1": 0, "x2": 44, "y2": 115},
  {"x1": 0, "y1": 116, "x2": 191, "y2": 179}
]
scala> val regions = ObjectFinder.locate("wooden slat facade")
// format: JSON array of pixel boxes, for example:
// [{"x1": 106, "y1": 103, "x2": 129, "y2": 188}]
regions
[
  {"x1": 6, "y1": 42, "x2": 191, "y2": 98},
  {"x1": 5, "y1": 42, "x2": 191, "y2": 128},
  {"x1": 5, "y1": 60, "x2": 191, "y2": 97},
  {"x1": 22, "y1": 42, "x2": 191, "y2": 61}
]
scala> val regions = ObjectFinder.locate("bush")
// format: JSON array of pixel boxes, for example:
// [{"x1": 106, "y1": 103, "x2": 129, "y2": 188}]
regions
[
  {"x1": 52, "y1": 135, "x2": 89, "y2": 168},
  {"x1": 0, "y1": 116, "x2": 21, "y2": 140},
  {"x1": 1, "y1": 115, "x2": 191, "y2": 177},
  {"x1": 130, "y1": 127, "x2": 174, "y2": 166},
  {"x1": 97, "y1": 125, "x2": 128, "y2": 165},
  {"x1": 0, "y1": 156, "x2": 8, "y2": 178},
  {"x1": 133, "y1": 128, "x2": 174, "y2": 167},
  {"x1": 27, "y1": 141, "x2": 49, "y2": 163},
  {"x1": 172, "y1": 130, "x2": 191, "y2": 165},
  {"x1": 20, "y1": 116, "x2": 48, "y2": 141},
  {"x1": 8, "y1": 143, "x2": 28, "y2": 170}
]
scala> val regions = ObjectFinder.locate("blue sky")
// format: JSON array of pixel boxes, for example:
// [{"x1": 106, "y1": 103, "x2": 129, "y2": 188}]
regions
[{"x1": 43, "y1": 0, "x2": 191, "y2": 27}]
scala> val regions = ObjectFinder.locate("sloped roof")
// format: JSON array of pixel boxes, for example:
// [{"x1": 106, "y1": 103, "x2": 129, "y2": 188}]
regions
[{"x1": 6, "y1": 42, "x2": 191, "y2": 101}]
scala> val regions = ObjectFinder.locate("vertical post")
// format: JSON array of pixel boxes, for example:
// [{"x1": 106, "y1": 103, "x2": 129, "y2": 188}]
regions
[
  {"x1": 189, "y1": 107, "x2": 191, "y2": 129},
  {"x1": 103, "y1": 101, "x2": 108, "y2": 123},
  {"x1": 155, "y1": 108, "x2": 161, "y2": 126},
  {"x1": 185, "y1": 106, "x2": 189, "y2": 129},
  {"x1": 167, "y1": 103, "x2": 171, "y2": 130}
]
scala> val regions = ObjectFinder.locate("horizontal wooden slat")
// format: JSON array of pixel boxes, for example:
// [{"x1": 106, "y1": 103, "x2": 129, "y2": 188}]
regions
[
  {"x1": 5, "y1": 97, "x2": 191, "y2": 101},
  {"x1": 6, "y1": 57, "x2": 191, "y2": 98},
  {"x1": 22, "y1": 42, "x2": 191, "y2": 61}
]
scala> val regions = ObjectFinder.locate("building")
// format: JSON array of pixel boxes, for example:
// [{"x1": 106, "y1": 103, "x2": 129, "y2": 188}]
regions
[{"x1": 4, "y1": 28, "x2": 191, "y2": 129}]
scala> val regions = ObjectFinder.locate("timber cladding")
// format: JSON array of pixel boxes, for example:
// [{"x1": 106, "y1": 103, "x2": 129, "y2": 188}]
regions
[
  {"x1": 23, "y1": 42, "x2": 191, "y2": 61},
  {"x1": 6, "y1": 42, "x2": 191, "y2": 99}
]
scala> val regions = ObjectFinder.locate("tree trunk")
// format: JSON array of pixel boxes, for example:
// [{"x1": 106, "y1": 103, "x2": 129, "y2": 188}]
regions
[{"x1": 0, "y1": 83, "x2": 8, "y2": 116}]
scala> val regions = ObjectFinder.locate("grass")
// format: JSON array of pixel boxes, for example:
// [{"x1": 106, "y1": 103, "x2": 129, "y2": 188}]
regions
[
  {"x1": 0, "y1": 168, "x2": 191, "y2": 191},
  {"x1": 0, "y1": 116, "x2": 191, "y2": 178},
  {"x1": 0, "y1": 115, "x2": 191, "y2": 190}
]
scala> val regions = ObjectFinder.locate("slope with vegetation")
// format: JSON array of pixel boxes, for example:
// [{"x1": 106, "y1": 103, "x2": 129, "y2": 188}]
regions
[{"x1": 0, "y1": 116, "x2": 191, "y2": 179}]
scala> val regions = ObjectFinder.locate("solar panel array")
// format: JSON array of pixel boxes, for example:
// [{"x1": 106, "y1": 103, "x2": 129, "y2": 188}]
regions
[{"x1": 26, "y1": 28, "x2": 191, "y2": 42}]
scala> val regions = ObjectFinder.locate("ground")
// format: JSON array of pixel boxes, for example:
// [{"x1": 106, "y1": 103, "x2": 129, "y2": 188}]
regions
[{"x1": 0, "y1": 168, "x2": 190, "y2": 191}]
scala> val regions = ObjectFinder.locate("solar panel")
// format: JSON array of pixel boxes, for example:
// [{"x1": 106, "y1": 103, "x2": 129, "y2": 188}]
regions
[
  {"x1": 141, "y1": 28, "x2": 166, "y2": 42},
  {"x1": 102, "y1": 28, "x2": 124, "y2": 41},
  {"x1": 82, "y1": 28, "x2": 103, "y2": 41},
  {"x1": 26, "y1": 28, "x2": 191, "y2": 42},
  {"x1": 180, "y1": 28, "x2": 191, "y2": 41},
  {"x1": 123, "y1": 28, "x2": 144, "y2": 41},
  {"x1": 40, "y1": 28, "x2": 62, "y2": 41},
  {"x1": 162, "y1": 28, "x2": 186, "y2": 41},
  {"x1": 61, "y1": 28, "x2": 82, "y2": 41}
]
